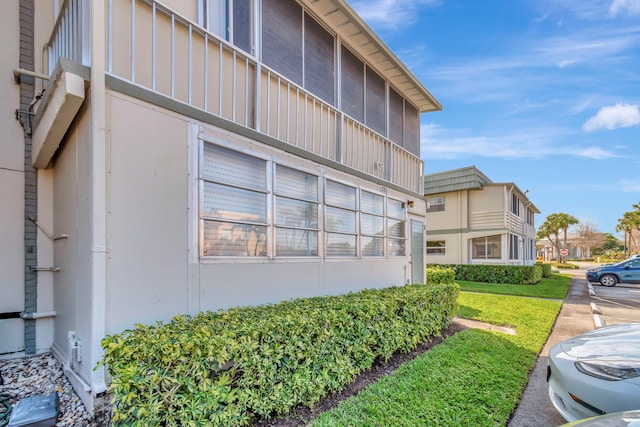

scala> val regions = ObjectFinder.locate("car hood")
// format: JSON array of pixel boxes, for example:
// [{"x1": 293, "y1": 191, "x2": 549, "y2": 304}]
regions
[{"x1": 560, "y1": 324, "x2": 640, "y2": 359}]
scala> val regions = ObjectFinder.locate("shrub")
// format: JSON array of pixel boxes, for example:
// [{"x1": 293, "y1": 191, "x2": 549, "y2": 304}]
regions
[
  {"x1": 426, "y1": 267, "x2": 456, "y2": 284},
  {"x1": 551, "y1": 262, "x2": 579, "y2": 269},
  {"x1": 427, "y1": 264, "x2": 542, "y2": 285},
  {"x1": 100, "y1": 283, "x2": 458, "y2": 426},
  {"x1": 535, "y1": 262, "x2": 552, "y2": 278}
]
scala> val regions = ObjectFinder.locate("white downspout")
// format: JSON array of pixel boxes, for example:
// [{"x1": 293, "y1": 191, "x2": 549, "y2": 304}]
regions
[
  {"x1": 89, "y1": 0, "x2": 108, "y2": 397},
  {"x1": 507, "y1": 184, "x2": 515, "y2": 264}
]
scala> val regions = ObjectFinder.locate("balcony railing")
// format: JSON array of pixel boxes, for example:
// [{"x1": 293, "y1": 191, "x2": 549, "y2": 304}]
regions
[{"x1": 46, "y1": 0, "x2": 424, "y2": 194}]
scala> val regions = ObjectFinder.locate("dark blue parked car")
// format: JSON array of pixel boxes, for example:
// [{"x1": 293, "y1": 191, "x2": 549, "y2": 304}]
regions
[{"x1": 587, "y1": 258, "x2": 640, "y2": 287}]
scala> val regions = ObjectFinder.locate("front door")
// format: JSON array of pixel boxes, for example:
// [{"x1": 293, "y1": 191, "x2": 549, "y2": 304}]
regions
[{"x1": 410, "y1": 218, "x2": 425, "y2": 284}]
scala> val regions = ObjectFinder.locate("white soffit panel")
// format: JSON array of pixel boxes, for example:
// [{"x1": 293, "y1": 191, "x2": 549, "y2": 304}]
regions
[{"x1": 32, "y1": 71, "x2": 85, "y2": 169}]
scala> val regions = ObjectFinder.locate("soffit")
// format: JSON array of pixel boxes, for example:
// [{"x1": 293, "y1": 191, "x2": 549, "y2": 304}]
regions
[{"x1": 302, "y1": 0, "x2": 442, "y2": 113}]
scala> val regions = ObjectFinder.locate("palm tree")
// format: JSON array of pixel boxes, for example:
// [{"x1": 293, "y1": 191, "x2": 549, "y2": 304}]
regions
[{"x1": 537, "y1": 213, "x2": 578, "y2": 263}]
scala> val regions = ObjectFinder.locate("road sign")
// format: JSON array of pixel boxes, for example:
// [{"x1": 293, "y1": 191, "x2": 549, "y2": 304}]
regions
[{"x1": 560, "y1": 248, "x2": 568, "y2": 256}]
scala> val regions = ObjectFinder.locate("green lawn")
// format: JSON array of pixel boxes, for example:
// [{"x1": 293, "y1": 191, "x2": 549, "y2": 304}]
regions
[
  {"x1": 457, "y1": 273, "x2": 572, "y2": 299},
  {"x1": 313, "y1": 281, "x2": 565, "y2": 426}
]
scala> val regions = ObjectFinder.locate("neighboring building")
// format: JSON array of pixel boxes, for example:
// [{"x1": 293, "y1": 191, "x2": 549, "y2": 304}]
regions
[
  {"x1": 425, "y1": 166, "x2": 539, "y2": 266},
  {"x1": 2, "y1": 0, "x2": 441, "y2": 416}
]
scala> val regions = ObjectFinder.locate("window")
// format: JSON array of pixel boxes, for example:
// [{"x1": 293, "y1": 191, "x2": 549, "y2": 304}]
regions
[
  {"x1": 427, "y1": 196, "x2": 445, "y2": 212},
  {"x1": 509, "y1": 234, "x2": 519, "y2": 260},
  {"x1": 304, "y1": 14, "x2": 335, "y2": 104},
  {"x1": 325, "y1": 180, "x2": 357, "y2": 256},
  {"x1": 199, "y1": 142, "x2": 415, "y2": 260},
  {"x1": 275, "y1": 166, "x2": 319, "y2": 256},
  {"x1": 427, "y1": 240, "x2": 446, "y2": 255},
  {"x1": 361, "y1": 191, "x2": 384, "y2": 256},
  {"x1": 387, "y1": 199, "x2": 406, "y2": 256},
  {"x1": 389, "y1": 88, "x2": 420, "y2": 156},
  {"x1": 262, "y1": 1, "x2": 336, "y2": 103},
  {"x1": 262, "y1": 0, "x2": 303, "y2": 85},
  {"x1": 200, "y1": 144, "x2": 268, "y2": 256},
  {"x1": 205, "y1": 0, "x2": 253, "y2": 54},
  {"x1": 526, "y1": 208, "x2": 534, "y2": 225},
  {"x1": 512, "y1": 194, "x2": 520, "y2": 216},
  {"x1": 365, "y1": 66, "x2": 386, "y2": 135},
  {"x1": 472, "y1": 235, "x2": 501, "y2": 260},
  {"x1": 341, "y1": 46, "x2": 364, "y2": 122}
]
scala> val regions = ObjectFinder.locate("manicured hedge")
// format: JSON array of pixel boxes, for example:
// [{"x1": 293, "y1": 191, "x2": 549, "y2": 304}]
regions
[
  {"x1": 428, "y1": 264, "x2": 543, "y2": 285},
  {"x1": 536, "y1": 262, "x2": 552, "y2": 277},
  {"x1": 426, "y1": 267, "x2": 456, "y2": 284},
  {"x1": 100, "y1": 283, "x2": 458, "y2": 426}
]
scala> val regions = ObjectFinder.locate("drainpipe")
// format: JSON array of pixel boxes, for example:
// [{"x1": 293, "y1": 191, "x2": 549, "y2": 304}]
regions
[
  {"x1": 20, "y1": 311, "x2": 56, "y2": 320},
  {"x1": 507, "y1": 185, "x2": 515, "y2": 264},
  {"x1": 89, "y1": 0, "x2": 108, "y2": 398}
]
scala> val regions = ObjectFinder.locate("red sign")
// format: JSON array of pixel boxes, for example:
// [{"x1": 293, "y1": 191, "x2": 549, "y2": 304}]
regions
[{"x1": 560, "y1": 248, "x2": 569, "y2": 256}]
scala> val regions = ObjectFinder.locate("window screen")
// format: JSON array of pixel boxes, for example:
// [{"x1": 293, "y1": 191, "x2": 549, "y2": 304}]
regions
[
  {"x1": 340, "y1": 46, "x2": 364, "y2": 122},
  {"x1": 404, "y1": 101, "x2": 419, "y2": 155},
  {"x1": 365, "y1": 66, "x2": 386, "y2": 135},
  {"x1": 389, "y1": 88, "x2": 404, "y2": 147},
  {"x1": 233, "y1": 0, "x2": 252, "y2": 54},
  {"x1": 262, "y1": 0, "x2": 303, "y2": 85},
  {"x1": 304, "y1": 14, "x2": 335, "y2": 104}
]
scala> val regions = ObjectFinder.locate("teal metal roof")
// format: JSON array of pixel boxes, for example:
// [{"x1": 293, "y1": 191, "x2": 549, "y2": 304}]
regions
[{"x1": 424, "y1": 166, "x2": 492, "y2": 195}]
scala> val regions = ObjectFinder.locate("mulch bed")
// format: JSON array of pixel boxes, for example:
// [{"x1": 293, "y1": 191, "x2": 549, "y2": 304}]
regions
[{"x1": 253, "y1": 322, "x2": 467, "y2": 426}]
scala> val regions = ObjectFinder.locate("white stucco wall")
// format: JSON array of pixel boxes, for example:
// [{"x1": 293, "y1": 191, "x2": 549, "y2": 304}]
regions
[{"x1": 0, "y1": 0, "x2": 25, "y2": 356}]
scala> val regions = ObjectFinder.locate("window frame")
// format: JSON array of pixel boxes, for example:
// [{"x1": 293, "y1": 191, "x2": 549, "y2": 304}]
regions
[
  {"x1": 203, "y1": 0, "x2": 254, "y2": 55},
  {"x1": 426, "y1": 240, "x2": 446, "y2": 256},
  {"x1": 471, "y1": 235, "x2": 502, "y2": 260},
  {"x1": 427, "y1": 196, "x2": 445, "y2": 213}
]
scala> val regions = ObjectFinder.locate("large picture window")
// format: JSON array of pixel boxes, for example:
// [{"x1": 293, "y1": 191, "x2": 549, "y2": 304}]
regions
[
  {"x1": 199, "y1": 142, "x2": 412, "y2": 260},
  {"x1": 472, "y1": 235, "x2": 501, "y2": 260}
]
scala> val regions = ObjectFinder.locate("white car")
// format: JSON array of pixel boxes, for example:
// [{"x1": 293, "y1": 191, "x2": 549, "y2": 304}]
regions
[
  {"x1": 548, "y1": 323, "x2": 640, "y2": 422},
  {"x1": 559, "y1": 409, "x2": 640, "y2": 426}
]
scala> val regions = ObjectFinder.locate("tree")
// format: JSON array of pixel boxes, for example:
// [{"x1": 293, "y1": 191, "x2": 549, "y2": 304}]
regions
[
  {"x1": 574, "y1": 222, "x2": 604, "y2": 260},
  {"x1": 616, "y1": 206, "x2": 640, "y2": 255},
  {"x1": 592, "y1": 233, "x2": 622, "y2": 255},
  {"x1": 536, "y1": 213, "x2": 579, "y2": 263}
]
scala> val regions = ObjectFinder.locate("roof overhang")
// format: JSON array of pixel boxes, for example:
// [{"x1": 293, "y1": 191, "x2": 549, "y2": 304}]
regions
[{"x1": 302, "y1": 0, "x2": 442, "y2": 113}]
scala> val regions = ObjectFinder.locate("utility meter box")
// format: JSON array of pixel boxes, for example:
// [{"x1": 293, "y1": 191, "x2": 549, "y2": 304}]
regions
[{"x1": 8, "y1": 392, "x2": 59, "y2": 427}]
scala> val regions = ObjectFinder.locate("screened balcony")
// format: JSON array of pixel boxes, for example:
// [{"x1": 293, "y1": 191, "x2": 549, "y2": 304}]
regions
[{"x1": 45, "y1": 0, "x2": 431, "y2": 194}]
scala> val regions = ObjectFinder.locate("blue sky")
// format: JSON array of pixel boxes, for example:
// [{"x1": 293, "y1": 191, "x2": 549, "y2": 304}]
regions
[{"x1": 352, "y1": 0, "x2": 640, "y2": 236}]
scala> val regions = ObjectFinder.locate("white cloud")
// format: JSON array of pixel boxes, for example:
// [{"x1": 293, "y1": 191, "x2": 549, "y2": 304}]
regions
[
  {"x1": 350, "y1": 0, "x2": 438, "y2": 29},
  {"x1": 610, "y1": 0, "x2": 640, "y2": 16},
  {"x1": 421, "y1": 123, "x2": 621, "y2": 160},
  {"x1": 582, "y1": 103, "x2": 640, "y2": 131},
  {"x1": 576, "y1": 147, "x2": 622, "y2": 159}
]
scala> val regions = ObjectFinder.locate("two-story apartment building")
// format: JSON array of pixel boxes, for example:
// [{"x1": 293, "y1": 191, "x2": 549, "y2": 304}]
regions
[
  {"x1": 2, "y1": 0, "x2": 441, "y2": 415},
  {"x1": 425, "y1": 166, "x2": 539, "y2": 266}
]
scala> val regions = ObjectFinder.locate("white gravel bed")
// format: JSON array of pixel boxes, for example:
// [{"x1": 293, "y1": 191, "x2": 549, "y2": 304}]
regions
[{"x1": 0, "y1": 353, "x2": 96, "y2": 426}]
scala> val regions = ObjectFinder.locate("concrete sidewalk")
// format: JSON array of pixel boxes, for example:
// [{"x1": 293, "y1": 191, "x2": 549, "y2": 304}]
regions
[{"x1": 508, "y1": 264, "x2": 640, "y2": 427}]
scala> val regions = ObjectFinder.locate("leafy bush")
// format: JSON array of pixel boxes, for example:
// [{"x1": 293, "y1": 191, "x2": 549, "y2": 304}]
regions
[
  {"x1": 535, "y1": 262, "x2": 552, "y2": 278},
  {"x1": 100, "y1": 283, "x2": 458, "y2": 426},
  {"x1": 426, "y1": 267, "x2": 456, "y2": 284},
  {"x1": 550, "y1": 262, "x2": 579, "y2": 269},
  {"x1": 428, "y1": 264, "x2": 542, "y2": 285}
]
